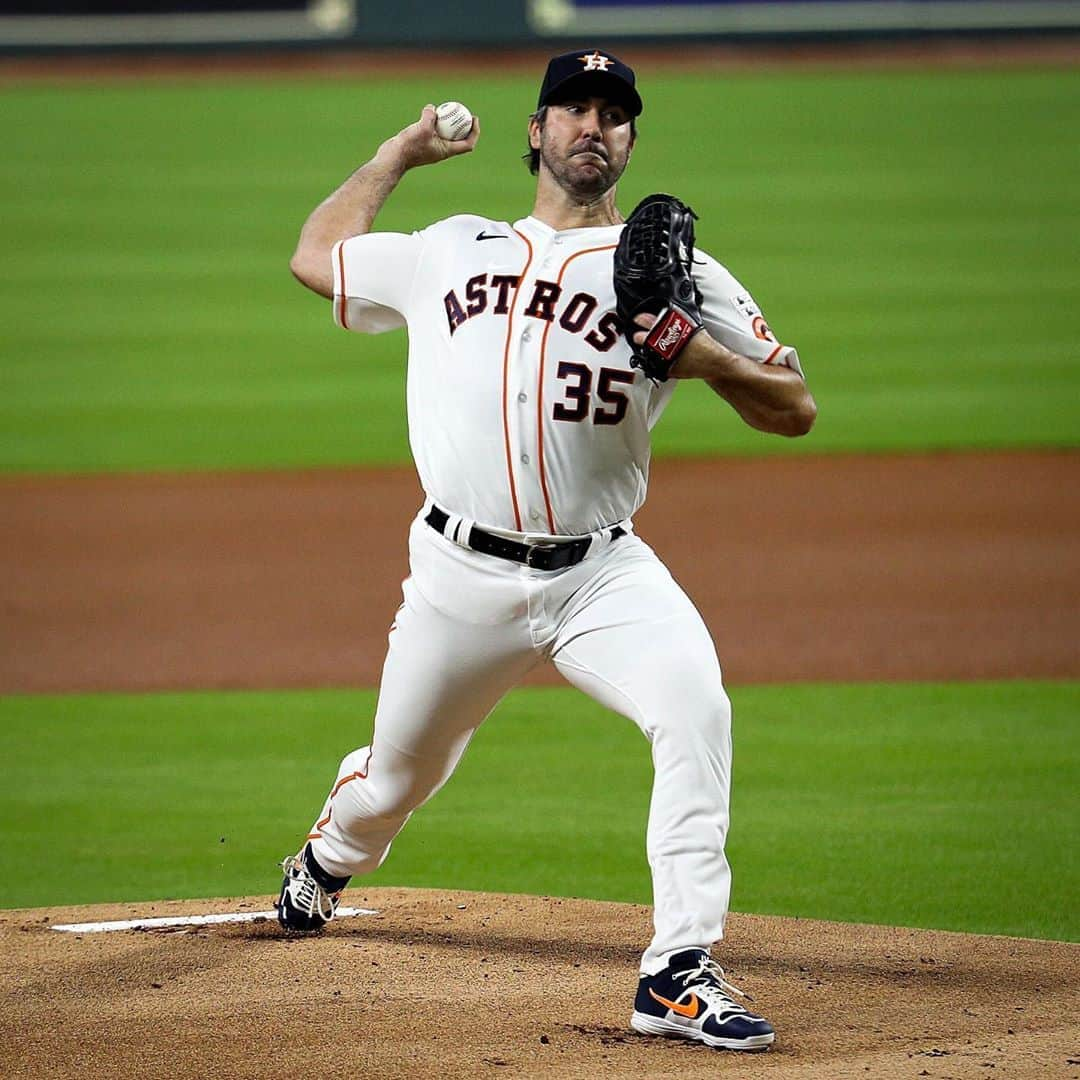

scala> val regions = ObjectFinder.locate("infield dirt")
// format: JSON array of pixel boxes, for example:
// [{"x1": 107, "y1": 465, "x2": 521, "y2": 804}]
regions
[
  {"x1": 3, "y1": 888, "x2": 1077, "y2": 1079},
  {"x1": 3, "y1": 450, "x2": 1078, "y2": 694}
]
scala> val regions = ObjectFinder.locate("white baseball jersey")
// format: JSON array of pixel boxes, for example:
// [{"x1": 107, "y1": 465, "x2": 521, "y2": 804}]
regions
[{"x1": 331, "y1": 214, "x2": 801, "y2": 538}]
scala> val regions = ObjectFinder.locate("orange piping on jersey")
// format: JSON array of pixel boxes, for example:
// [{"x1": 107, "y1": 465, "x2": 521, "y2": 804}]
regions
[
  {"x1": 308, "y1": 752, "x2": 372, "y2": 838},
  {"x1": 331, "y1": 767, "x2": 369, "y2": 798},
  {"x1": 502, "y1": 229, "x2": 534, "y2": 532},
  {"x1": 336, "y1": 243, "x2": 349, "y2": 329},
  {"x1": 764, "y1": 344, "x2": 784, "y2": 365},
  {"x1": 536, "y1": 243, "x2": 618, "y2": 534}
]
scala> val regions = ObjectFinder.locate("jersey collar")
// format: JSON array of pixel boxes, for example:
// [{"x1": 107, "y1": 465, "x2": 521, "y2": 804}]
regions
[{"x1": 516, "y1": 216, "x2": 624, "y2": 243}]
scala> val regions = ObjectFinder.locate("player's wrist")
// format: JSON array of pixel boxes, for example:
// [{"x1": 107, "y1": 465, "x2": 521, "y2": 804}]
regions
[
  {"x1": 669, "y1": 331, "x2": 732, "y2": 380},
  {"x1": 374, "y1": 137, "x2": 414, "y2": 177}
]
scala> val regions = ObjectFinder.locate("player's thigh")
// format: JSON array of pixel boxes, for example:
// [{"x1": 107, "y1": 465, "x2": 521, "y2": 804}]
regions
[
  {"x1": 373, "y1": 573, "x2": 537, "y2": 759},
  {"x1": 550, "y1": 538, "x2": 728, "y2": 740}
]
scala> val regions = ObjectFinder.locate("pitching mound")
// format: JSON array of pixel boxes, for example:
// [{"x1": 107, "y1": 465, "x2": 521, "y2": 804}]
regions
[{"x1": 3, "y1": 889, "x2": 1076, "y2": 1079}]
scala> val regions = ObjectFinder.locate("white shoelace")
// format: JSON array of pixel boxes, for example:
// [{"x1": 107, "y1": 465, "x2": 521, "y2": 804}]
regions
[
  {"x1": 281, "y1": 854, "x2": 341, "y2": 921},
  {"x1": 673, "y1": 955, "x2": 752, "y2": 1007}
]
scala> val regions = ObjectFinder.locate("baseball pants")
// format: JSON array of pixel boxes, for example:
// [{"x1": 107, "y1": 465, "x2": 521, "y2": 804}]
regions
[{"x1": 307, "y1": 508, "x2": 733, "y2": 974}]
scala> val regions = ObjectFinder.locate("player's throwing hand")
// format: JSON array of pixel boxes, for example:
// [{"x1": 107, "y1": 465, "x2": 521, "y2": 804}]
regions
[{"x1": 386, "y1": 104, "x2": 480, "y2": 170}]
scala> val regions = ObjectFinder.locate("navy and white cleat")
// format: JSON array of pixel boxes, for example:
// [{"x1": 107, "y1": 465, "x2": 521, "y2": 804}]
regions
[
  {"x1": 631, "y1": 948, "x2": 775, "y2": 1051},
  {"x1": 275, "y1": 843, "x2": 350, "y2": 933}
]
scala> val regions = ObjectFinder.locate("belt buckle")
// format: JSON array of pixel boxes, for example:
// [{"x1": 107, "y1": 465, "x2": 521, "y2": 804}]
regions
[{"x1": 524, "y1": 541, "x2": 557, "y2": 569}]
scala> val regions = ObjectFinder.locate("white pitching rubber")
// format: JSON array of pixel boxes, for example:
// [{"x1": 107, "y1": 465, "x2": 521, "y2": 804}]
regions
[{"x1": 51, "y1": 906, "x2": 378, "y2": 933}]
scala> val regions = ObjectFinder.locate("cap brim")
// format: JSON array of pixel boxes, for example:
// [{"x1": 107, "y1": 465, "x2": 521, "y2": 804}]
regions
[{"x1": 542, "y1": 71, "x2": 643, "y2": 117}]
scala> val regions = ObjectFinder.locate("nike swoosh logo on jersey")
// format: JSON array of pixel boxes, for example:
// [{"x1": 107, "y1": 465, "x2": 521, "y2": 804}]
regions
[
  {"x1": 648, "y1": 988, "x2": 702, "y2": 1019},
  {"x1": 475, "y1": 230, "x2": 507, "y2": 241}
]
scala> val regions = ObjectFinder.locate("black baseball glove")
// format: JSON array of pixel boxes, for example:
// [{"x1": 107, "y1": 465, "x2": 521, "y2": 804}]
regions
[{"x1": 613, "y1": 194, "x2": 704, "y2": 383}]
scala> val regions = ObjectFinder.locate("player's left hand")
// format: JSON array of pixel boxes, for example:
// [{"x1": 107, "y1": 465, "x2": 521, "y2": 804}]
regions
[
  {"x1": 613, "y1": 193, "x2": 704, "y2": 383},
  {"x1": 631, "y1": 313, "x2": 717, "y2": 380},
  {"x1": 629, "y1": 311, "x2": 656, "y2": 347}
]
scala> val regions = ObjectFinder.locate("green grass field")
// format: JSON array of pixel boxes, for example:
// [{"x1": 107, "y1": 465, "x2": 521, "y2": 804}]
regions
[
  {"x1": 3, "y1": 67, "x2": 1079, "y2": 472},
  {"x1": 2, "y1": 682, "x2": 1076, "y2": 941}
]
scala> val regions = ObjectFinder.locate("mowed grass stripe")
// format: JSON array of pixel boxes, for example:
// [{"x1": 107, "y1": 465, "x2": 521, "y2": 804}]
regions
[
  {"x1": 2, "y1": 681, "x2": 1075, "y2": 942},
  {"x1": 2, "y1": 68, "x2": 1078, "y2": 472}
]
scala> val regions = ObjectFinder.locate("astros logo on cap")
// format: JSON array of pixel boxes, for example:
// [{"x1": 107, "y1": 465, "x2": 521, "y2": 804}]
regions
[{"x1": 579, "y1": 51, "x2": 613, "y2": 71}]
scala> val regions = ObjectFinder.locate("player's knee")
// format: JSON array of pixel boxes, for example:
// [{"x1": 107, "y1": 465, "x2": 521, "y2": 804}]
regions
[{"x1": 650, "y1": 683, "x2": 731, "y2": 746}]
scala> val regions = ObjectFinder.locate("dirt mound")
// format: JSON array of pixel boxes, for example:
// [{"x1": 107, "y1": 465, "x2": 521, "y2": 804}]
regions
[{"x1": 3, "y1": 888, "x2": 1076, "y2": 1079}]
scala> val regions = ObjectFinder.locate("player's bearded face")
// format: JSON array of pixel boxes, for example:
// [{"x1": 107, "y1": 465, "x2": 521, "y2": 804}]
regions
[{"x1": 536, "y1": 101, "x2": 634, "y2": 197}]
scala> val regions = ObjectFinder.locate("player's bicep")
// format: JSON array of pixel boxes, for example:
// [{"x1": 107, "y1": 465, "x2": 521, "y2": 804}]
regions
[
  {"x1": 332, "y1": 231, "x2": 422, "y2": 334},
  {"x1": 695, "y1": 254, "x2": 803, "y2": 375}
]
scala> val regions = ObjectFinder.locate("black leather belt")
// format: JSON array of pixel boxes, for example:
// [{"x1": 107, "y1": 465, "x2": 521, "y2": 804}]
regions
[{"x1": 425, "y1": 505, "x2": 625, "y2": 572}]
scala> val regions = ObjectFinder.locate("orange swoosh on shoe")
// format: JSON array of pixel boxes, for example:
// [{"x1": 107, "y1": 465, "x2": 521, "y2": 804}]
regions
[{"x1": 648, "y1": 988, "x2": 702, "y2": 1019}]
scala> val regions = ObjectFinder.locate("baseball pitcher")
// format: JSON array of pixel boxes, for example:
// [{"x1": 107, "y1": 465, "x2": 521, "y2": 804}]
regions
[{"x1": 278, "y1": 48, "x2": 816, "y2": 1052}]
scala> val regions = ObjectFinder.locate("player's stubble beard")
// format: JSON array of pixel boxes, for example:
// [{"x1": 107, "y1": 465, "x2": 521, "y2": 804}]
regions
[{"x1": 539, "y1": 128, "x2": 631, "y2": 202}]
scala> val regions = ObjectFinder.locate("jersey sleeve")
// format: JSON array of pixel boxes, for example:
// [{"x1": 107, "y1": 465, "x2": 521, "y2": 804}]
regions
[
  {"x1": 331, "y1": 231, "x2": 423, "y2": 334},
  {"x1": 694, "y1": 250, "x2": 803, "y2": 375}
]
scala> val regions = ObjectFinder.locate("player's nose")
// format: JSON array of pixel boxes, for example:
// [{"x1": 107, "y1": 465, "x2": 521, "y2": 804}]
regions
[
  {"x1": 586, "y1": 111, "x2": 605, "y2": 136},
  {"x1": 578, "y1": 129, "x2": 606, "y2": 156},
  {"x1": 574, "y1": 105, "x2": 603, "y2": 137}
]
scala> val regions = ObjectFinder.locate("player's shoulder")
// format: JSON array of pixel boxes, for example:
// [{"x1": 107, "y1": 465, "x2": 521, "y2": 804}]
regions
[
  {"x1": 694, "y1": 246, "x2": 738, "y2": 285},
  {"x1": 421, "y1": 214, "x2": 513, "y2": 241},
  {"x1": 694, "y1": 247, "x2": 773, "y2": 323}
]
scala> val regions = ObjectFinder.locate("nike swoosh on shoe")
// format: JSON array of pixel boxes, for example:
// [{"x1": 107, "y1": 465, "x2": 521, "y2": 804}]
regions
[{"x1": 648, "y1": 988, "x2": 702, "y2": 1019}]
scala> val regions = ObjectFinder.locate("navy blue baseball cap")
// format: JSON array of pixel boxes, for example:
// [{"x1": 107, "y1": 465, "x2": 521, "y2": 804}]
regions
[{"x1": 537, "y1": 49, "x2": 643, "y2": 117}]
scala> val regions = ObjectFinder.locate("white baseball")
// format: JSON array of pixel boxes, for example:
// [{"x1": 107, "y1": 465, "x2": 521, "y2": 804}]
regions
[{"x1": 435, "y1": 101, "x2": 473, "y2": 142}]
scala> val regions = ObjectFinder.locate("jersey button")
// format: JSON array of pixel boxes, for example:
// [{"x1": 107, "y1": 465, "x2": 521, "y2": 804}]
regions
[
  {"x1": 522, "y1": 327, "x2": 532, "y2": 342},
  {"x1": 521, "y1": 454, "x2": 530, "y2": 465},
  {"x1": 517, "y1": 392, "x2": 527, "y2": 403},
  {"x1": 530, "y1": 510, "x2": 543, "y2": 522}
]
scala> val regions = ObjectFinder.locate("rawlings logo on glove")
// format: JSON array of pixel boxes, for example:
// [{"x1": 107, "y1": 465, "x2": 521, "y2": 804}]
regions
[{"x1": 613, "y1": 194, "x2": 704, "y2": 383}]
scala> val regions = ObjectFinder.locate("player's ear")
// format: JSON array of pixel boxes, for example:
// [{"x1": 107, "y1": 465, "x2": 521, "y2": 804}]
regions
[{"x1": 528, "y1": 107, "x2": 546, "y2": 151}]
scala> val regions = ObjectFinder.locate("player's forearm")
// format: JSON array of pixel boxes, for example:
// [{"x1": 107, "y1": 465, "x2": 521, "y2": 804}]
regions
[
  {"x1": 290, "y1": 107, "x2": 479, "y2": 299},
  {"x1": 672, "y1": 332, "x2": 817, "y2": 437},
  {"x1": 289, "y1": 141, "x2": 410, "y2": 298}
]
